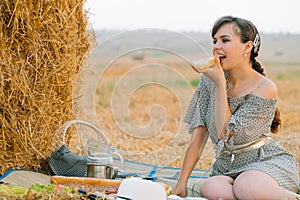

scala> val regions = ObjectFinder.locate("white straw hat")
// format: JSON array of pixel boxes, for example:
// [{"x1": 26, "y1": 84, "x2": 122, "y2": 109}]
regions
[{"x1": 116, "y1": 177, "x2": 166, "y2": 200}]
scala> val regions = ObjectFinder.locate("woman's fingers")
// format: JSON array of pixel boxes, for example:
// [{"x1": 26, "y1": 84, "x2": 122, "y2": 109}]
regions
[{"x1": 213, "y1": 52, "x2": 221, "y2": 68}]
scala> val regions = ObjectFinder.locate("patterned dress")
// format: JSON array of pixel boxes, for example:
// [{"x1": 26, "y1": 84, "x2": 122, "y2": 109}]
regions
[{"x1": 184, "y1": 74, "x2": 299, "y2": 192}]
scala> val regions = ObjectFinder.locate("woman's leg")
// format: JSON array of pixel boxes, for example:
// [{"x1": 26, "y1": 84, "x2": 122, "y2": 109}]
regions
[
  {"x1": 233, "y1": 170, "x2": 299, "y2": 200},
  {"x1": 200, "y1": 175, "x2": 237, "y2": 200}
]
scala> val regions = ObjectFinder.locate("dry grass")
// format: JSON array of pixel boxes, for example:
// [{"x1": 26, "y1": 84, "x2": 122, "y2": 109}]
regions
[{"x1": 0, "y1": 0, "x2": 93, "y2": 175}]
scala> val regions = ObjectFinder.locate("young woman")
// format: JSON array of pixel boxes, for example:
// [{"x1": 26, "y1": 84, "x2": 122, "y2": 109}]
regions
[{"x1": 172, "y1": 16, "x2": 299, "y2": 199}]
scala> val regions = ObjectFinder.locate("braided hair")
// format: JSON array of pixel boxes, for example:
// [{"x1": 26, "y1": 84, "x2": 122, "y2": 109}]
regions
[{"x1": 211, "y1": 16, "x2": 281, "y2": 133}]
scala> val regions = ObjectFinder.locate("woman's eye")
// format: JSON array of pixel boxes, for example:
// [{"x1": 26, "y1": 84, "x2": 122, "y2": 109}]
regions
[{"x1": 212, "y1": 38, "x2": 230, "y2": 44}]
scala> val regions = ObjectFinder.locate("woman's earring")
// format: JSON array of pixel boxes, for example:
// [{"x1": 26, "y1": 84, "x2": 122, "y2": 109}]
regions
[{"x1": 244, "y1": 53, "x2": 247, "y2": 57}]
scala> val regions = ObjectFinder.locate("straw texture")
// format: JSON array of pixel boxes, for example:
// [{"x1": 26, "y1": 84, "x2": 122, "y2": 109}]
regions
[{"x1": 0, "y1": 0, "x2": 94, "y2": 175}]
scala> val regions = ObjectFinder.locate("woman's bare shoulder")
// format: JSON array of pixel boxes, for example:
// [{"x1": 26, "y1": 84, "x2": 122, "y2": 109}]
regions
[{"x1": 252, "y1": 77, "x2": 277, "y2": 99}]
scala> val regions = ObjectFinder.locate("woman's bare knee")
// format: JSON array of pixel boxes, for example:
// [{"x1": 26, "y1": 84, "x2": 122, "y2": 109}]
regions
[
  {"x1": 200, "y1": 176, "x2": 236, "y2": 200},
  {"x1": 233, "y1": 170, "x2": 280, "y2": 199}
]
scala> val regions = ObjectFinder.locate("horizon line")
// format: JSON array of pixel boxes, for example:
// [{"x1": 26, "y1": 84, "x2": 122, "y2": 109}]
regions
[{"x1": 92, "y1": 28, "x2": 300, "y2": 35}]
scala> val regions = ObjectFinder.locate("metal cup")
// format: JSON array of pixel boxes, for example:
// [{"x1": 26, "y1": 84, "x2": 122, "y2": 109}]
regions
[{"x1": 87, "y1": 164, "x2": 119, "y2": 179}]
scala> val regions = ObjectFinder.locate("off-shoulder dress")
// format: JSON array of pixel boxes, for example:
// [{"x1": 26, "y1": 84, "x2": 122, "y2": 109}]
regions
[{"x1": 184, "y1": 74, "x2": 299, "y2": 192}]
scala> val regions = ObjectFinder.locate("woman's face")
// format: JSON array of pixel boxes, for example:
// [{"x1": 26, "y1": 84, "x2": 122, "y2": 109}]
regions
[{"x1": 212, "y1": 23, "x2": 248, "y2": 71}]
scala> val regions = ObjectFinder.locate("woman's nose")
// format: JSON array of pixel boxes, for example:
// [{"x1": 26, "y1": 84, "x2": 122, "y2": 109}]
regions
[{"x1": 213, "y1": 41, "x2": 221, "y2": 50}]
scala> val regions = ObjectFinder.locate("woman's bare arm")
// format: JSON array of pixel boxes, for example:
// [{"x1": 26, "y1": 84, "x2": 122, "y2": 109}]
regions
[
  {"x1": 172, "y1": 126, "x2": 209, "y2": 197},
  {"x1": 200, "y1": 54, "x2": 232, "y2": 140}
]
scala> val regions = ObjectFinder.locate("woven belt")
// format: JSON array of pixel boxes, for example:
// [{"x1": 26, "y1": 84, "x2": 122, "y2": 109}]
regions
[{"x1": 219, "y1": 136, "x2": 272, "y2": 163}]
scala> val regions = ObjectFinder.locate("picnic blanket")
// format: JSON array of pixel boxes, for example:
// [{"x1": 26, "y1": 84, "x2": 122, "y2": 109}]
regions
[
  {"x1": 0, "y1": 159, "x2": 208, "y2": 197},
  {"x1": 0, "y1": 170, "x2": 51, "y2": 188}
]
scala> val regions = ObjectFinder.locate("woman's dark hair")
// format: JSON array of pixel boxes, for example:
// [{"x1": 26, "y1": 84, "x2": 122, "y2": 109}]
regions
[
  {"x1": 271, "y1": 108, "x2": 281, "y2": 134},
  {"x1": 211, "y1": 15, "x2": 281, "y2": 133}
]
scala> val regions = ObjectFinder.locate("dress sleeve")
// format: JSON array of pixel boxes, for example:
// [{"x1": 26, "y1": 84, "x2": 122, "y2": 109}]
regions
[
  {"x1": 183, "y1": 75, "x2": 210, "y2": 134},
  {"x1": 226, "y1": 95, "x2": 277, "y2": 145}
]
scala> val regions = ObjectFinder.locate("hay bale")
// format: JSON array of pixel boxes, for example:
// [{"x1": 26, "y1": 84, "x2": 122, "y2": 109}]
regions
[{"x1": 0, "y1": 0, "x2": 94, "y2": 175}]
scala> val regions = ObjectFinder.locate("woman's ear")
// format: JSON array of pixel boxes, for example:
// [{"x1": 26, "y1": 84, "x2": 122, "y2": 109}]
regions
[{"x1": 244, "y1": 41, "x2": 254, "y2": 54}]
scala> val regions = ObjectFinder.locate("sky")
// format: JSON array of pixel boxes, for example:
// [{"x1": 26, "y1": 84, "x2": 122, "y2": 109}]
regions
[{"x1": 85, "y1": 0, "x2": 300, "y2": 34}]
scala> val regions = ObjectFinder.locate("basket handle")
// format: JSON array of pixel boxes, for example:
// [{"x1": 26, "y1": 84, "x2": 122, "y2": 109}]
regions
[{"x1": 58, "y1": 119, "x2": 109, "y2": 144}]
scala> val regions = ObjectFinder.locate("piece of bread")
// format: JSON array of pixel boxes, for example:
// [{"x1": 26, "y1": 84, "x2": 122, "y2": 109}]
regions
[
  {"x1": 162, "y1": 183, "x2": 172, "y2": 196},
  {"x1": 51, "y1": 176, "x2": 122, "y2": 187},
  {"x1": 192, "y1": 57, "x2": 215, "y2": 71},
  {"x1": 50, "y1": 176, "x2": 121, "y2": 193}
]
